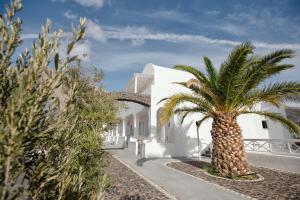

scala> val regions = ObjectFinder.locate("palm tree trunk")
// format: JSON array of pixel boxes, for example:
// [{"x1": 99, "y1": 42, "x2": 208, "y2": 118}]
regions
[{"x1": 211, "y1": 114, "x2": 250, "y2": 178}]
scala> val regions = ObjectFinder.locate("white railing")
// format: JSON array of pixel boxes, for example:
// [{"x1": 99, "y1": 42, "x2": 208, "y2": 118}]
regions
[{"x1": 244, "y1": 139, "x2": 300, "y2": 155}]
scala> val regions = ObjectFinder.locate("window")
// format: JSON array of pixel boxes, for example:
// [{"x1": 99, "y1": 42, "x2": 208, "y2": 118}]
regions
[{"x1": 262, "y1": 120, "x2": 268, "y2": 129}]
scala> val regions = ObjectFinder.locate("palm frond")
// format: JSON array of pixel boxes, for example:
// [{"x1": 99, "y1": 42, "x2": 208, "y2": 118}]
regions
[
  {"x1": 233, "y1": 64, "x2": 294, "y2": 105},
  {"x1": 238, "y1": 63, "x2": 294, "y2": 98},
  {"x1": 174, "y1": 65, "x2": 209, "y2": 86},
  {"x1": 173, "y1": 81, "x2": 203, "y2": 97},
  {"x1": 219, "y1": 42, "x2": 254, "y2": 76},
  {"x1": 241, "y1": 82, "x2": 300, "y2": 108},
  {"x1": 185, "y1": 78, "x2": 218, "y2": 100},
  {"x1": 196, "y1": 116, "x2": 211, "y2": 128},
  {"x1": 240, "y1": 111, "x2": 300, "y2": 136},
  {"x1": 180, "y1": 111, "x2": 189, "y2": 124},
  {"x1": 220, "y1": 45, "x2": 295, "y2": 110},
  {"x1": 218, "y1": 42, "x2": 254, "y2": 107},
  {"x1": 236, "y1": 49, "x2": 295, "y2": 96},
  {"x1": 160, "y1": 93, "x2": 211, "y2": 124},
  {"x1": 286, "y1": 95, "x2": 300, "y2": 103},
  {"x1": 174, "y1": 106, "x2": 209, "y2": 124},
  {"x1": 161, "y1": 42, "x2": 299, "y2": 135},
  {"x1": 157, "y1": 97, "x2": 169, "y2": 105},
  {"x1": 174, "y1": 79, "x2": 221, "y2": 107},
  {"x1": 186, "y1": 78, "x2": 202, "y2": 88},
  {"x1": 260, "y1": 49, "x2": 294, "y2": 65},
  {"x1": 203, "y1": 56, "x2": 217, "y2": 85}
]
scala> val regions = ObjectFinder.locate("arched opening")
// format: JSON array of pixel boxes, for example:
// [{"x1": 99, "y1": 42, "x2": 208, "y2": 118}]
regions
[{"x1": 114, "y1": 92, "x2": 150, "y2": 107}]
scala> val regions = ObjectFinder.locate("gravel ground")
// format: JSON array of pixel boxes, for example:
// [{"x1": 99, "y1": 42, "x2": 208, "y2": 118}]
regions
[
  {"x1": 104, "y1": 156, "x2": 170, "y2": 200},
  {"x1": 167, "y1": 160, "x2": 300, "y2": 200}
]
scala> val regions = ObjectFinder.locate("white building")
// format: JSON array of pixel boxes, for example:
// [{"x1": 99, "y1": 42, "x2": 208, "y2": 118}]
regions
[{"x1": 106, "y1": 63, "x2": 300, "y2": 158}]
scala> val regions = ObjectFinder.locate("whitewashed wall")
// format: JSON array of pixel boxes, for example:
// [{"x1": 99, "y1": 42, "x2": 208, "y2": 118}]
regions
[
  {"x1": 146, "y1": 64, "x2": 212, "y2": 158},
  {"x1": 118, "y1": 63, "x2": 297, "y2": 158}
]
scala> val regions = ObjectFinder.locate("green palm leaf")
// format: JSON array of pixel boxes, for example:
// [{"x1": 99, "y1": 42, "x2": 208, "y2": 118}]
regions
[
  {"x1": 160, "y1": 42, "x2": 300, "y2": 177},
  {"x1": 174, "y1": 106, "x2": 209, "y2": 124},
  {"x1": 174, "y1": 65, "x2": 210, "y2": 87},
  {"x1": 196, "y1": 116, "x2": 211, "y2": 128},
  {"x1": 160, "y1": 93, "x2": 212, "y2": 124},
  {"x1": 160, "y1": 42, "x2": 300, "y2": 135}
]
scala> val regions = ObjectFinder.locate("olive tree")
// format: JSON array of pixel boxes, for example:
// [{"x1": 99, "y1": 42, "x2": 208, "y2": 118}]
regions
[{"x1": 0, "y1": 1, "x2": 117, "y2": 199}]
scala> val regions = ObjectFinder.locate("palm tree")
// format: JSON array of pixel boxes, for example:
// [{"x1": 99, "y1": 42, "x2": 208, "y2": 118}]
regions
[{"x1": 160, "y1": 42, "x2": 300, "y2": 178}]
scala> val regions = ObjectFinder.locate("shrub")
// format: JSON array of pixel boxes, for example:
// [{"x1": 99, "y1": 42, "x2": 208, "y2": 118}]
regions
[{"x1": 0, "y1": 1, "x2": 118, "y2": 199}]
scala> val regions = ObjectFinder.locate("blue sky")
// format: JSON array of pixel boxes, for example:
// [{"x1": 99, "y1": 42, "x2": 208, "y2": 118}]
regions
[{"x1": 1, "y1": 0, "x2": 300, "y2": 91}]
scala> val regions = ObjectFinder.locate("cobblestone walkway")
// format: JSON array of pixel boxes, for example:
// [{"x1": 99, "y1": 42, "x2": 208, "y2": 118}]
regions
[
  {"x1": 168, "y1": 161, "x2": 300, "y2": 200},
  {"x1": 104, "y1": 156, "x2": 170, "y2": 200},
  {"x1": 111, "y1": 150, "x2": 246, "y2": 200}
]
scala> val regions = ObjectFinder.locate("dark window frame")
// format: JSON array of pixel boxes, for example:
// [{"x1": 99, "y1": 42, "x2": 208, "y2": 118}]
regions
[{"x1": 262, "y1": 120, "x2": 268, "y2": 129}]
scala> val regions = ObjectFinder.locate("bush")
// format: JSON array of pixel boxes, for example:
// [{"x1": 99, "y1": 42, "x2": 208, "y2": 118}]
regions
[{"x1": 0, "y1": 1, "x2": 118, "y2": 199}]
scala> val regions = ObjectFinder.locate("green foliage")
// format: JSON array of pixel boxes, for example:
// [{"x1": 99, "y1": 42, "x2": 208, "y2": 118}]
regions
[
  {"x1": 160, "y1": 42, "x2": 300, "y2": 136},
  {"x1": 0, "y1": 1, "x2": 118, "y2": 199},
  {"x1": 64, "y1": 66, "x2": 118, "y2": 132},
  {"x1": 203, "y1": 165, "x2": 221, "y2": 176}
]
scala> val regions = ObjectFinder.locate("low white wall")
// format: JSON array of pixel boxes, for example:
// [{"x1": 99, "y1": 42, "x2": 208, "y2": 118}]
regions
[
  {"x1": 144, "y1": 140, "x2": 175, "y2": 158},
  {"x1": 128, "y1": 141, "x2": 137, "y2": 155}
]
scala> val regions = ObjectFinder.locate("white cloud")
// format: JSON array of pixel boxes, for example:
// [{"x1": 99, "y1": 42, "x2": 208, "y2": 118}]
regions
[
  {"x1": 51, "y1": 0, "x2": 106, "y2": 8},
  {"x1": 20, "y1": 26, "x2": 300, "y2": 50},
  {"x1": 74, "y1": 0, "x2": 105, "y2": 8},
  {"x1": 103, "y1": 26, "x2": 300, "y2": 50},
  {"x1": 20, "y1": 32, "x2": 72, "y2": 40},
  {"x1": 19, "y1": 29, "x2": 300, "y2": 85},
  {"x1": 20, "y1": 20, "x2": 103, "y2": 44},
  {"x1": 86, "y1": 19, "x2": 105, "y2": 42},
  {"x1": 64, "y1": 10, "x2": 77, "y2": 20},
  {"x1": 21, "y1": 19, "x2": 106, "y2": 42},
  {"x1": 71, "y1": 41, "x2": 91, "y2": 62}
]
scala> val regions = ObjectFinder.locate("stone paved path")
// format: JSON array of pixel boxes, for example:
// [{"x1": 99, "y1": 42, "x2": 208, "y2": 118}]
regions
[
  {"x1": 105, "y1": 155, "x2": 171, "y2": 200},
  {"x1": 168, "y1": 160, "x2": 300, "y2": 200},
  {"x1": 110, "y1": 149, "x2": 248, "y2": 200}
]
